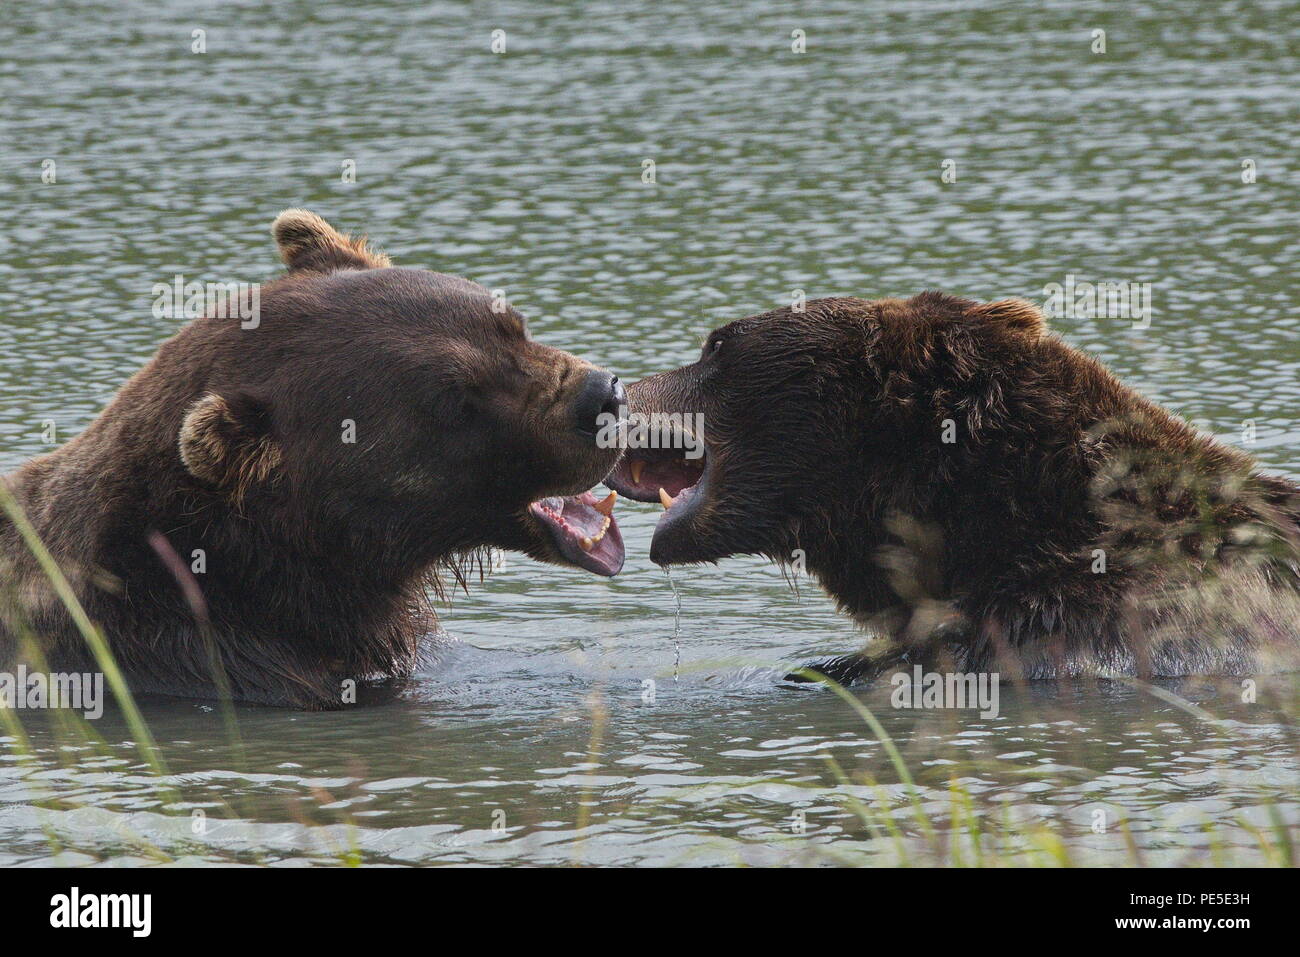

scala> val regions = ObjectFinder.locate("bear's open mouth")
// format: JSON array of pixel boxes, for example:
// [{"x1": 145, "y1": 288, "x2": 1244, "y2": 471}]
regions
[
  {"x1": 604, "y1": 447, "x2": 709, "y2": 557},
  {"x1": 528, "y1": 490, "x2": 625, "y2": 576}
]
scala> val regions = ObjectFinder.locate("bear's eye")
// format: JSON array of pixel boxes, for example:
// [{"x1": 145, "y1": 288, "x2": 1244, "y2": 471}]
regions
[{"x1": 703, "y1": 336, "x2": 723, "y2": 360}]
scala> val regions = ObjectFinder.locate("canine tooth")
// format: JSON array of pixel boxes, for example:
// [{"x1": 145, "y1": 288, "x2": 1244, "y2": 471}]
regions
[
  {"x1": 580, "y1": 536, "x2": 593, "y2": 551},
  {"x1": 659, "y1": 487, "x2": 675, "y2": 510},
  {"x1": 630, "y1": 461, "x2": 644, "y2": 484},
  {"x1": 593, "y1": 490, "x2": 617, "y2": 516}
]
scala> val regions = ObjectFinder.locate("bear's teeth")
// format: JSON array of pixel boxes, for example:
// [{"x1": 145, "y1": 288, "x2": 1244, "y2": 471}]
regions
[
  {"x1": 630, "y1": 461, "x2": 645, "y2": 484},
  {"x1": 579, "y1": 515, "x2": 612, "y2": 550},
  {"x1": 593, "y1": 490, "x2": 617, "y2": 517},
  {"x1": 658, "y1": 487, "x2": 675, "y2": 510}
]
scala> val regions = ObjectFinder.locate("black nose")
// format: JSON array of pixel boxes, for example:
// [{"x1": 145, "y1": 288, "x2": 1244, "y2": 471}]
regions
[{"x1": 574, "y1": 370, "x2": 625, "y2": 436}]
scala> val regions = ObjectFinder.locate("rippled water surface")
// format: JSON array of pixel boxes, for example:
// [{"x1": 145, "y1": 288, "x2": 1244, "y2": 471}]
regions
[{"x1": 0, "y1": 1, "x2": 1296, "y2": 865}]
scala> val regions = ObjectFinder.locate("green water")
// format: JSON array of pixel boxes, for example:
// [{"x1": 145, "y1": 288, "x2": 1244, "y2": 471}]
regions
[{"x1": 0, "y1": 1, "x2": 1296, "y2": 865}]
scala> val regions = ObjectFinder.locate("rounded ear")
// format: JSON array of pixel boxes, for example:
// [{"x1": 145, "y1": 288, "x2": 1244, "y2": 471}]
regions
[
  {"x1": 179, "y1": 393, "x2": 281, "y2": 500},
  {"x1": 973, "y1": 298, "x2": 1046, "y2": 339},
  {"x1": 271, "y1": 208, "x2": 391, "y2": 273}
]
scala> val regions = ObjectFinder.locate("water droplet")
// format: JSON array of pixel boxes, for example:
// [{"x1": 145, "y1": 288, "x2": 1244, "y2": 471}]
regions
[{"x1": 664, "y1": 566, "x2": 682, "y2": 682}]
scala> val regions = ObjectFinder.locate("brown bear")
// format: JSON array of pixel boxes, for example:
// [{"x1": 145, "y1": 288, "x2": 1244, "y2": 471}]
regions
[
  {"x1": 607, "y1": 293, "x2": 1300, "y2": 680},
  {"x1": 0, "y1": 211, "x2": 627, "y2": 709}
]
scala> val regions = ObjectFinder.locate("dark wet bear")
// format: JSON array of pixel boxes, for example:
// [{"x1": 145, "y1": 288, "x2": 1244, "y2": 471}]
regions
[
  {"x1": 0, "y1": 211, "x2": 626, "y2": 709},
  {"x1": 608, "y1": 293, "x2": 1300, "y2": 680}
]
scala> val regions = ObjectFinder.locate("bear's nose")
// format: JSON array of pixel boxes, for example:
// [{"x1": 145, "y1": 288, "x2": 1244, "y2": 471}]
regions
[{"x1": 574, "y1": 370, "x2": 625, "y2": 437}]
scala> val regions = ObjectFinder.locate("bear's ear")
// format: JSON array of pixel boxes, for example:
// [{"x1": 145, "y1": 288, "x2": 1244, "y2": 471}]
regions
[
  {"x1": 179, "y1": 393, "x2": 281, "y2": 501},
  {"x1": 271, "y1": 208, "x2": 392, "y2": 273},
  {"x1": 972, "y1": 298, "x2": 1046, "y2": 339}
]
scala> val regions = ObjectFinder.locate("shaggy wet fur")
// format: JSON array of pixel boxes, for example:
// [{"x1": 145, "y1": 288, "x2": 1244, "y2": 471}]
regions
[
  {"x1": 612, "y1": 293, "x2": 1300, "y2": 680},
  {"x1": 0, "y1": 211, "x2": 621, "y2": 708}
]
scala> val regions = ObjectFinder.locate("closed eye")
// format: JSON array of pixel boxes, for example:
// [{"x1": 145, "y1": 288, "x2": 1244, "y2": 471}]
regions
[{"x1": 447, "y1": 383, "x2": 483, "y2": 421}]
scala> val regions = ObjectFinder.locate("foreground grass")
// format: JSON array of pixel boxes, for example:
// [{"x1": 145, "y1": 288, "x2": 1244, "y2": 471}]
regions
[{"x1": 0, "y1": 489, "x2": 1295, "y2": 866}]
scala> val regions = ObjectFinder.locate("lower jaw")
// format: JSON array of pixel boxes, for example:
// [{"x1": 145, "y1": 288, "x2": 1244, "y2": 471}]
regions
[
  {"x1": 648, "y1": 481, "x2": 707, "y2": 566},
  {"x1": 528, "y1": 490, "x2": 625, "y2": 576}
]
